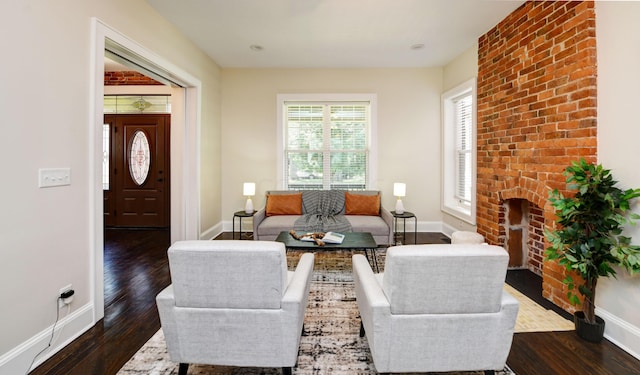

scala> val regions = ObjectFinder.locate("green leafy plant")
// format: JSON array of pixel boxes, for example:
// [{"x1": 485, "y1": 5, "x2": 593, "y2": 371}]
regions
[{"x1": 545, "y1": 158, "x2": 640, "y2": 324}]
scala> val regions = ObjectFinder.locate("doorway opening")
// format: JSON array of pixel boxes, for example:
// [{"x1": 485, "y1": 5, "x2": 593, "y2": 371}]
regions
[
  {"x1": 103, "y1": 88, "x2": 172, "y2": 227},
  {"x1": 92, "y1": 18, "x2": 202, "y2": 322}
]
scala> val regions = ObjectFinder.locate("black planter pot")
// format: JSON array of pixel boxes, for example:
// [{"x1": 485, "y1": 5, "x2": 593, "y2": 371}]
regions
[{"x1": 574, "y1": 311, "x2": 605, "y2": 343}]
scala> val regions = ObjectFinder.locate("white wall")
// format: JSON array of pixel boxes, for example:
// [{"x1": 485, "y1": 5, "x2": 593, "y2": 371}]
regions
[
  {"x1": 595, "y1": 1, "x2": 640, "y2": 359},
  {"x1": 219, "y1": 68, "x2": 443, "y2": 232},
  {"x1": 443, "y1": 43, "x2": 478, "y2": 93},
  {"x1": 0, "y1": 0, "x2": 221, "y2": 372},
  {"x1": 441, "y1": 44, "x2": 480, "y2": 235}
]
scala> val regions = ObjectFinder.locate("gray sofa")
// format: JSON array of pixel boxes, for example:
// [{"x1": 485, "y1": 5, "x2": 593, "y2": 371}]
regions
[{"x1": 252, "y1": 190, "x2": 394, "y2": 245}]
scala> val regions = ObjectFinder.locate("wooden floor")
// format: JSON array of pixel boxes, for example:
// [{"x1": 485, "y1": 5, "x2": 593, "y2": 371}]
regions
[
  {"x1": 30, "y1": 228, "x2": 172, "y2": 375},
  {"x1": 30, "y1": 230, "x2": 639, "y2": 375}
]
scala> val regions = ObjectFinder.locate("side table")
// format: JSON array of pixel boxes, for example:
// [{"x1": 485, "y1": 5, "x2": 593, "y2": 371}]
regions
[
  {"x1": 391, "y1": 211, "x2": 417, "y2": 245},
  {"x1": 233, "y1": 210, "x2": 255, "y2": 240}
]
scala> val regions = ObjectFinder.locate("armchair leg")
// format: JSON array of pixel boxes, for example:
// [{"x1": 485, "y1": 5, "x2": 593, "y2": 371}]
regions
[
  {"x1": 359, "y1": 321, "x2": 365, "y2": 337},
  {"x1": 178, "y1": 363, "x2": 189, "y2": 375},
  {"x1": 282, "y1": 366, "x2": 292, "y2": 375}
]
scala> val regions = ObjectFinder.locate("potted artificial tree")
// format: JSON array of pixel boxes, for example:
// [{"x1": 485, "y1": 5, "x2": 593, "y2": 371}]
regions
[{"x1": 545, "y1": 158, "x2": 640, "y2": 342}]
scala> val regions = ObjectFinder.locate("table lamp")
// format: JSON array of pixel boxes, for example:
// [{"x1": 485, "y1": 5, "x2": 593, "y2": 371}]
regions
[
  {"x1": 393, "y1": 182, "x2": 406, "y2": 214},
  {"x1": 243, "y1": 182, "x2": 256, "y2": 214}
]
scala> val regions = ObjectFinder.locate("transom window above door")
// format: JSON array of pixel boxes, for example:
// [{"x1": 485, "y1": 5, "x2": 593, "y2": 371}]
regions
[
  {"x1": 277, "y1": 94, "x2": 377, "y2": 190},
  {"x1": 104, "y1": 95, "x2": 171, "y2": 114}
]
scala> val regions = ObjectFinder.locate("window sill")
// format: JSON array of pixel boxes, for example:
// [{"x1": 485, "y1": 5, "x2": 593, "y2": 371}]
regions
[{"x1": 442, "y1": 205, "x2": 475, "y2": 225}]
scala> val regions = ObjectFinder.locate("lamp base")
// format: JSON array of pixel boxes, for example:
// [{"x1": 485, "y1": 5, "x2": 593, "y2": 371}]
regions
[
  {"x1": 245, "y1": 198, "x2": 254, "y2": 214},
  {"x1": 395, "y1": 198, "x2": 404, "y2": 214}
]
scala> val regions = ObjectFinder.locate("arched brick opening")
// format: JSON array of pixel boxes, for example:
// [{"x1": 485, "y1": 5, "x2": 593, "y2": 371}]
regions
[{"x1": 498, "y1": 178, "x2": 552, "y2": 273}]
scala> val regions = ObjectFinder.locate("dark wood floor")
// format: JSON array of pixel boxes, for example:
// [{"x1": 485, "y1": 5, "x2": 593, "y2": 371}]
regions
[
  {"x1": 31, "y1": 230, "x2": 639, "y2": 375},
  {"x1": 30, "y1": 228, "x2": 172, "y2": 375}
]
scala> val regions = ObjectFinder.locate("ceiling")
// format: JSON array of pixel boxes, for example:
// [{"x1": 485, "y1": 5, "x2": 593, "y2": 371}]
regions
[{"x1": 145, "y1": 0, "x2": 525, "y2": 69}]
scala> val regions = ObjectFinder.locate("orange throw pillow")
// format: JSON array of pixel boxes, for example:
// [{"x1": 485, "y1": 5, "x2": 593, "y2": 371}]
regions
[
  {"x1": 345, "y1": 192, "x2": 380, "y2": 215},
  {"x1": 266, "y1": 193, "x2": 303, "y2": 216}
]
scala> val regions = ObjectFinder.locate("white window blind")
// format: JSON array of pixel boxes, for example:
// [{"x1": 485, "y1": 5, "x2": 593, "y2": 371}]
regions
[
  {"x1": 441, "y1": 78, "x2": 476, "y2": 224},
  {"x1": 455, "y1": 94, "x2": 472, "y2": 205},
  {"x1": 284, "y1": 102, "x2": 369, "y2": 190}
]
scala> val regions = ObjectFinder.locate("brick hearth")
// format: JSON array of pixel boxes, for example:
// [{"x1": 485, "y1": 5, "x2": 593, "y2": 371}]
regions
[{"x1": 476, "y1": 1, "x2": 596, "y2": 312}]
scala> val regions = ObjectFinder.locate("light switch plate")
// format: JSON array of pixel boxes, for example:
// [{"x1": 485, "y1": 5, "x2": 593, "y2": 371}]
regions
[{"x1": 39, "y1": 168, "x2": 71, "y2": 188}]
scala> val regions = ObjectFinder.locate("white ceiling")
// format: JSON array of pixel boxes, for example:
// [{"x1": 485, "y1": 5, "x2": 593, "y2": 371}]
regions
[{"x1": 145, "y1": 0, "x2": 525, "y2": 68}]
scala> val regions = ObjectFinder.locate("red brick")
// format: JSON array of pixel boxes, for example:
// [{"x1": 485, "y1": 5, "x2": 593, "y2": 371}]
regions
[
  {"x1": 104, "y1": 70, "x2": 163, "y2": 86},
  {"x1": 477, "y1": 0, "x2": 595, "y2": 312}
]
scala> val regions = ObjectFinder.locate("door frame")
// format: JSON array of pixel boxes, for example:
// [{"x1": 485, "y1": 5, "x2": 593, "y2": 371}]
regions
[{"x1": 90, "y1": 18, "x2": 202, "y2": 322}]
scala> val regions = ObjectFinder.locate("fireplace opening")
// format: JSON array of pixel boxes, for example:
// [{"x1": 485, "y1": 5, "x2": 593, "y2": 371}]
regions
[{"x1": 502, "y1": 199, "x2": 545, "y2": 276}]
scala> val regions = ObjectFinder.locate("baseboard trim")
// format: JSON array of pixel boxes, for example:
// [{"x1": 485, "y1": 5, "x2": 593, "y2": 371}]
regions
[
  {"x1": 200, "y1": 222, "x2": 223, "y2": 240},
  {"x1": 221, "y1": 218, "x2": 253, "y2": 234},
  {"x1": 596, "y1": 306, "x2": 640, "y2": 361},
  {"x1": 441, "y1": 222, "x2": 457, "y2": 237},
  {"x1": 415, "y1": 220, "x2": 443, "y2": 233},
  {"x1": 0, "y1": 302, "x2": 94, "y2": 375}
]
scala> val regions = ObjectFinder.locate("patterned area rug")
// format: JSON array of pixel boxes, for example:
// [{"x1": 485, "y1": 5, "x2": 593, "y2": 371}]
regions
[{"x1": 118, "y1": 250, "x2": 570, "y2": 375}]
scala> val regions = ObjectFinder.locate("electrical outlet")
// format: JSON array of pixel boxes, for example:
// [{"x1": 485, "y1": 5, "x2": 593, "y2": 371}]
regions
[{"x1": 58, "y1": 284, "x2": 73, "y2": 308}]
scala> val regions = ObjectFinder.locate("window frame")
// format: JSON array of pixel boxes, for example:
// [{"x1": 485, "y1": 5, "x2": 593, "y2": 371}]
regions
[
  {"x1": 441, "y1": 78, "x2": 477, "y2": 224},
  {"x1": 276, "y1": 94, "x2": 377, "y2": 190}
]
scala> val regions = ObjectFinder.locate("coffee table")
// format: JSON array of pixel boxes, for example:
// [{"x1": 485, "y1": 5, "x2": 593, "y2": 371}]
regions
[{"x1": 275, "y1": 231, "x2": 380, "y2": 271}]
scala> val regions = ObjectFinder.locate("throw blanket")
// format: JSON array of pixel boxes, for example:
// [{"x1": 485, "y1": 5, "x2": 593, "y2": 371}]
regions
[{"x1": 293, "y1": 190, "x2": 353, "y2": 233}]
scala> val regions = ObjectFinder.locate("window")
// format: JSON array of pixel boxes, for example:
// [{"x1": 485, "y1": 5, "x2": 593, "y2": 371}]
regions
[
  {"x1": 442, "y1": 78, "x2": 476, "y2": 224},
  {"x1": 104, "y1": 95, "x2": 171, "y2": 114},
  {"x1": 129, "y1": 130, "x2": 151, "y2": 186},
  {"x1": 103, "y1": 123, "x2": 110, "y2": 190},
  {"x1": 277, "y1": 94, "x2": 377, "y2": 190}
]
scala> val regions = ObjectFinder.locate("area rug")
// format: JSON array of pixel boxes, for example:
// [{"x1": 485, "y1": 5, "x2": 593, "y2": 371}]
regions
[
  {"x1": 118, "y1": 250, "x2": 570, "y2": 374},
  {"x1": 503, "y1": 284, "x2": 574, "y2": 333}
]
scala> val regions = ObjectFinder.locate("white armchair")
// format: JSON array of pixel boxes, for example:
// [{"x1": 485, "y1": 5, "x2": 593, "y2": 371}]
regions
[
  {"x1": 353, "y1": 244, "x2": 519, "y2": 374},
  {"x1": 156, "y1": 240, "x2": 314, "y2": 375}
]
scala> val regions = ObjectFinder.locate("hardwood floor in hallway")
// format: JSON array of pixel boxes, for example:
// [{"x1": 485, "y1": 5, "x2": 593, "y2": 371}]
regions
[
  {"x1": 29, "y1": 230, "x2": 640, "y2": 375},
  {"x1": 30, "y1": 228, "x2": 171, "y2": 375}
]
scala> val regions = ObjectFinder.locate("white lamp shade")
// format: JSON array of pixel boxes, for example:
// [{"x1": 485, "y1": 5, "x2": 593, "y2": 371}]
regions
[
  {"x1": 393, "y1": 183, "x2": 406, "y2": 197},
  {"x1": 243, "y1": 182, "x2": 255, "y2": 196}
]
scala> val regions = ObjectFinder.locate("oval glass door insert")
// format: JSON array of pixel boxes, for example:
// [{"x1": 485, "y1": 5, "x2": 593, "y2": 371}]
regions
[{"x1": 129, "y1": 130, "x2": 151, "y2": 185}]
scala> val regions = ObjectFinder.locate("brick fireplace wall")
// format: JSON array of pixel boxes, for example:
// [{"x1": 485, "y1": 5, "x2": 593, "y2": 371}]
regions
[
  {"x1": 476, "y1": 1, "x2": 596, "y2": 311},
  {"x1": 104, "y1": 71, "x2": 163, "y2": 86}
]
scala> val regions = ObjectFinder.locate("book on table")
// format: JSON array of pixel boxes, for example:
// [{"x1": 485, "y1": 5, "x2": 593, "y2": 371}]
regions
[
  {"x1": 299, "y1": 231, "x2": 345, "y2": 244},
  {"x1": 322, "y1": 232, "x2": 345, "y2": 244}
]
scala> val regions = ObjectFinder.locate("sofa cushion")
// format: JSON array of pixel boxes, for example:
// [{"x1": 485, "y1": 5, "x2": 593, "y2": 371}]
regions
[
  {"x1": 257, "y1": 215, "x2": 300, "y2": 237},
  {"x1": 345, "y1": 191, "x2": 380, "y2": 215},
  {"x1": 345, "y1": 215, "x2": 389, "y2": 237},
  {"x1": 266, "y1": 193, "x2": 302, "y2": 216}
]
